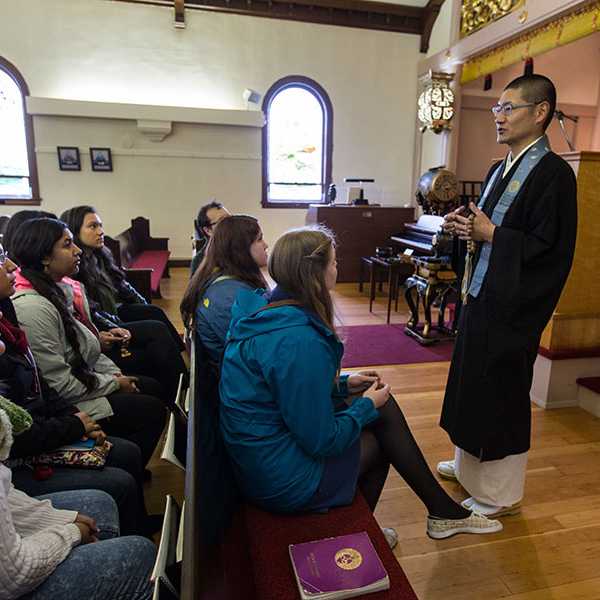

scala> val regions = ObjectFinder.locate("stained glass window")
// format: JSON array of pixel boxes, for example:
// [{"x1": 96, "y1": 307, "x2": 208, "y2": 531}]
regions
[{"x1": 262, "y1": 77, "x2": 332, "y2": 207}]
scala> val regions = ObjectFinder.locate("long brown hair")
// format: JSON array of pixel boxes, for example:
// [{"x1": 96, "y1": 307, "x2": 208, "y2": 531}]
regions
[
  {"x1": 180, "y1": 215, "x2": 268, "y2": 329},
  {"x1": 268, "y1": 225, "x2": 337, "y2": 334}
]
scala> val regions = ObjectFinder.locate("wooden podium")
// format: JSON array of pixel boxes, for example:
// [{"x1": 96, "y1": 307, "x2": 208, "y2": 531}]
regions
[
  {"x1": 540, "y1": 151, "x2": 600, "y2": 354},
  {"x1": 532, "y1": 151, "x2": 600, "y2": 410},
  {"x1": 305, "y1": 205, "x2": 414, "y2": 282}
]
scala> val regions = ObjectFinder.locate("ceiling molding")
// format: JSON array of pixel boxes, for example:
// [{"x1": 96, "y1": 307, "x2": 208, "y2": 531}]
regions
[
  {"x1": 108, "y1": 0, "x2": 446, "y2": 44},
  {"x1": 420, "y1": 0, "x2": 445, "y2": 53}
]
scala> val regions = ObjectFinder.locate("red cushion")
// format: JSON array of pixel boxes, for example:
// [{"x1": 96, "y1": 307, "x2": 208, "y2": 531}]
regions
[
  {"x1": 577, "y1": 377, "x2": 600, "y2": 394},
  {"x1": 239, "y1": 494, "x2": 418, "y2": 600},
  {"x1": 130, "y1": 250, "x2": 170, "y2": 291}
]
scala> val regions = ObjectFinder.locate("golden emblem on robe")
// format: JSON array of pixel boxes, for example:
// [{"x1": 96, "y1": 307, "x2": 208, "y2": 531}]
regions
[
  {"x1": 334, "y1": 548, "x2": 363, "y2": 570},
  {"x1": 508, "y1": 180, "x2": 521, "y2": 193}
]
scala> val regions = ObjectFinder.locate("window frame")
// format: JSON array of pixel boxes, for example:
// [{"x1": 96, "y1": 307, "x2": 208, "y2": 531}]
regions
[
  {"x1": 0, "y1": 56, "x2": 40, "y2": 205},
  {"x1": 261, "y1": 75, "x2": 333, "y2": 209}
]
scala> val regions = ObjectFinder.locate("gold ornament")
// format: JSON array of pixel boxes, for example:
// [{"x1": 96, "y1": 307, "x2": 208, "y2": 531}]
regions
[
  {"x1": 334, "y1": 548, "x2": 363, "y2": 571},
  {"x1": 460, "y1": 0, "x2": 525, "y2": 38}
]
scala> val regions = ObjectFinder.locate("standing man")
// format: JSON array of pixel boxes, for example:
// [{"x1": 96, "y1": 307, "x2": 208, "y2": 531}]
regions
[
  {"x1": 190, "y1": 201, "x2": 231, "y2": 275},
  {"x1": 437, "y1": 74, "x2": 577, "y2": 517}
]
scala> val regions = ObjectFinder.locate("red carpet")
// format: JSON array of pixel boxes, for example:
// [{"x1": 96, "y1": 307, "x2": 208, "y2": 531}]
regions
[
  {"x1": 340, "y1": 324, "x2": 454, "y2": 368},
  {"x1": 240, "y1": 493, "x2": 418, "y2": 600}
]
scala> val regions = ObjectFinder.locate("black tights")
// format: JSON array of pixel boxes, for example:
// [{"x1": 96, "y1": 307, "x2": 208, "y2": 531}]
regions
[{"x1": 358, "y1": 396, "x2": 470, "y2": 519}]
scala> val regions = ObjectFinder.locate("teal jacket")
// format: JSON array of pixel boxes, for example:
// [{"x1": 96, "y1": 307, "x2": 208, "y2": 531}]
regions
[{"x1": 219, "y1": 290, "x2": 379, "y2": 513}]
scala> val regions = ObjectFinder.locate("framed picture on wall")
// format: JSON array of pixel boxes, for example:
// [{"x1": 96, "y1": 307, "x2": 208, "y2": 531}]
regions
[
  {"x1": 90, "y1": 147, "x2": 113, "y2": 172},
  {"x1": 57, "y1": 146, "x2": 81, "y2": 171}
]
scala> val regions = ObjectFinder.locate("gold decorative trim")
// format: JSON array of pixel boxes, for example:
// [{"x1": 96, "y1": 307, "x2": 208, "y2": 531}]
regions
[
  {"x1": 460, "y1": 0, "x2": 525, "y2": 38},
  {"x1": 461, "y1": 1, "x2": 600, "y2": 83}
]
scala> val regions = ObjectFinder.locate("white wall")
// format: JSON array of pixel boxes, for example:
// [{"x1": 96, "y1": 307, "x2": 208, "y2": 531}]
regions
[
  {"x1": 426, "y1": 0, "x2": 455, "y2": 58},
  {"x1": 0, "y1": 0, "x2": 421, "y2": 258}
]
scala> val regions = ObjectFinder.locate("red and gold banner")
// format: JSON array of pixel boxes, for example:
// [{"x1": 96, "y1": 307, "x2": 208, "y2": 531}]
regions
[{"x1": 461, "y1": 1, "x2": 600, "y2": 84}]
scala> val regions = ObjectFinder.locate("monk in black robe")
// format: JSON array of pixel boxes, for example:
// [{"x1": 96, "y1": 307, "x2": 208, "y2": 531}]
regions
[{"x1": 437, "y1": 75, "x2": 577, "y2": 517}]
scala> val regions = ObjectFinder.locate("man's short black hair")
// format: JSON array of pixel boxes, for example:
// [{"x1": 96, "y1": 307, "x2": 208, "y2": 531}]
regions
[
  {"x1": 504, "y1": 74, "x2": 557, "y2": 131},
  {"x1": 195, "y1": 201, "x2": 224, "y2": 237}
]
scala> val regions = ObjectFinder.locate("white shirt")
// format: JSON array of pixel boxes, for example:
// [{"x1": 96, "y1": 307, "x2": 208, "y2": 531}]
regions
[
  {"x1": 502, "y1": 135, "x2": 544, "y2": 178},
  {"x1": 0, "y1": 463, "x2": 81, "y2": 599}
]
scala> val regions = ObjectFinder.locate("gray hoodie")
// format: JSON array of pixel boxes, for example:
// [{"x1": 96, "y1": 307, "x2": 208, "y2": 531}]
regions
[{"x1": 12, "y1": 283, "x2": 120, "y2": 420}]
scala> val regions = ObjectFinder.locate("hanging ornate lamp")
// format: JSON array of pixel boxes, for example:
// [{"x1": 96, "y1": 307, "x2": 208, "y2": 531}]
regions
[{"x1": 417, "y1": 71, "x2": 455, "y2": 134}]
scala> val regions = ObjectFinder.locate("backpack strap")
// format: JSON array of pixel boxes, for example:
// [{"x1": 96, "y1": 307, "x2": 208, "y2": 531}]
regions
[{"x1": 251, "y1": 299, "x2": 302, "y2": 317}]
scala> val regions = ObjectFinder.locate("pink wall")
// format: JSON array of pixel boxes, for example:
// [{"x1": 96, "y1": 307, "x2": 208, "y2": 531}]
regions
[
  {"x1": 456, "y1": 96, "x2": 596, "y2": 181},
  {"x1": 456, "y1": 32, "x2": 600, "y2": 182}
]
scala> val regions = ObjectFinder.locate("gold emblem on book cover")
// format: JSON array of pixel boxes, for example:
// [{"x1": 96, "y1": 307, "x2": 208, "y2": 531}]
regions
[
  {"x1": 461, "y1": 0, "x2": 525, "y2": 38},
  {"x1": 334, "y1": 548, "x2": 363, "y2": 570}
]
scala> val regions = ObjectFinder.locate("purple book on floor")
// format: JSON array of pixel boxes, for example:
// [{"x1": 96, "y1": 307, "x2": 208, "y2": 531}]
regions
[{"x1": 289, "y1": 531, "x2": 389, "y2": 599}]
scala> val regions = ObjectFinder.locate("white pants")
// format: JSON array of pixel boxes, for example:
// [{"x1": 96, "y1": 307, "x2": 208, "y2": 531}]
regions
[{"x1": 454, "y1": 446, "x2": 527, "y2": 507}]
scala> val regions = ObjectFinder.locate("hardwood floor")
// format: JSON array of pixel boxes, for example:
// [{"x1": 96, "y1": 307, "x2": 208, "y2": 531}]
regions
[{"x1": 151, "y1": 269, "x2": 600, "y2": 599}]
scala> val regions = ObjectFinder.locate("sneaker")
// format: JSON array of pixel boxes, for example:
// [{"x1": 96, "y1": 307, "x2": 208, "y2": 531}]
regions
[
  {"x1": 460, "y1": 496, "x2": 476, "y2": 510},
  {"x1": 427, "y1": 512, "x2": 503, "y2": 540},
  {"x1": 436, "y1": 459, "x2": 457, "y2": 481},
  {"x1": 467, "y1": 499, "x2": 522, "y2": 518},
  {"x1": 381, "y1": 527, "x2": 398, "y2": 550}
]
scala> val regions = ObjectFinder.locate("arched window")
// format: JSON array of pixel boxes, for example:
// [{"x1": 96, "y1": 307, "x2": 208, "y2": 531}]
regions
[
  {"x1": 0, "y1": 58, "x2": 39, "y2": 203},
  {"x1": 262, "y1": 76, "x2": 333, "y2": 208}
]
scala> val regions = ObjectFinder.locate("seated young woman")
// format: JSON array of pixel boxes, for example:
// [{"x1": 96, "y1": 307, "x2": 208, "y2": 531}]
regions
[
  {"x1": 60, "y1": 206, "x2": 187, "y2": 405},
  {"x1": 0, "y1": 401, "x2": 156, "y2": 600},
  {"x1": 219, "y1": 225, "x2": 503, "y2": 540},
  {"x1": 2, "y1": 210, "x2": 58, "y2": 258},
  {"x1": 10, "y1": 218, "x2": 166, "y2": 469},
  {"x1": 0, "y1": 255, "x2": 159, "y2": 536},
  {"x1": 180, "y1": 214, "x2": 268, "y2": 365}
]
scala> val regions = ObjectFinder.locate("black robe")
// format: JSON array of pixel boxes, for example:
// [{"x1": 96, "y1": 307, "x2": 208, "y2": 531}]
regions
[{"x1": 440, "y1": 151, "x2": 578, "y2": 461}]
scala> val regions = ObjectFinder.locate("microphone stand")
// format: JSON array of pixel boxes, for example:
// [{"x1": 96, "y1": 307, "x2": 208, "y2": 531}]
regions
[{"x1": 554, "y1": 110, "x2": 579, "y2": 151}]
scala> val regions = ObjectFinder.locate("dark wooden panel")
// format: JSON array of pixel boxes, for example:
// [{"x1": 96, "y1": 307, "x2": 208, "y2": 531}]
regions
[
  {"x1": 306, "y1": 205, "x2": 415, "y2": 282},
  {"x1": 110, "y1": 0, "x2": 425, "y2": 36}
]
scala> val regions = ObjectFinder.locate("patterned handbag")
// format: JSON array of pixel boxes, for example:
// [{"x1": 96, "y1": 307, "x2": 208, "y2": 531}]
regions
[{"x1": 8, "y1": 440, "x2": 113, "y2": 470}]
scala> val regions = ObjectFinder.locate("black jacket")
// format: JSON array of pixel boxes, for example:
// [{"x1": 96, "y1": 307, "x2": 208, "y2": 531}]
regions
[
  {"x1": 89, "y1": 279, "x2": 147, "y2": 331},
  {"x1": 1, "y1": 349, "x2": 85, "y2": 459}
]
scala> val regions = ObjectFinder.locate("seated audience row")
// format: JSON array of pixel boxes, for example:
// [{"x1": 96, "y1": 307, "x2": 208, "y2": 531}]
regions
[
  {"x1": 0, "y1": 396, "x2": 155, "y2": 600},
  {"x1": 0, "y1": 206, "x2": 189, "y2": 598},
  {"x1": 182, "y1": 216, "x2": 503, "y2": 541}
]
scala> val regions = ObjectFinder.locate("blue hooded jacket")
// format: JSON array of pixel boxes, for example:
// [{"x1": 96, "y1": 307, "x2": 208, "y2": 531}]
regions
[
  {"x1": 195, "y1": 277, "x2": 254, "y2": 364},
  {"x1": 219, "y1": 289, "x2": 379, "y2": 513}
]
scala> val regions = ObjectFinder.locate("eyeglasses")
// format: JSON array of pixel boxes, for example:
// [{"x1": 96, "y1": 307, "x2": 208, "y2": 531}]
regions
[
  {"x1": 0, "y1": 250, "x2": 8, "y2": 266},
  {"x1": 491, "y1": 101, "x2": 540, "y2": 117}
]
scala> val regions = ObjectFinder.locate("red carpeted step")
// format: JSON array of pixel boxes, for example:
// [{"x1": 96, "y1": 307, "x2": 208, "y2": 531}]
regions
[
  {"x1": 240, "y1": 493, "x2": 418, "y2": 600},
  {"x1": 130, "y1": 250, "x2": 170, "y2": 292},
  {"x1": 576, "y1": 377, "x2": 600, "y2": 394}
]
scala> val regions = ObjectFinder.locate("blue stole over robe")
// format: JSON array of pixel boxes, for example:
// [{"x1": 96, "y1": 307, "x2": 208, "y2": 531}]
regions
[{"x1": 468, "y1": 135, "x2": 551, "y2": 298}]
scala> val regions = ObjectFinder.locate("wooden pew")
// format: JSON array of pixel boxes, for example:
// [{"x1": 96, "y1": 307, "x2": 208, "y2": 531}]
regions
[
  {"x1": 180, "y1": 335, "x2": 418, "y2": 600},
  {"x1": 105, "y1": 217, "x2": 170, "y2": 300}
]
